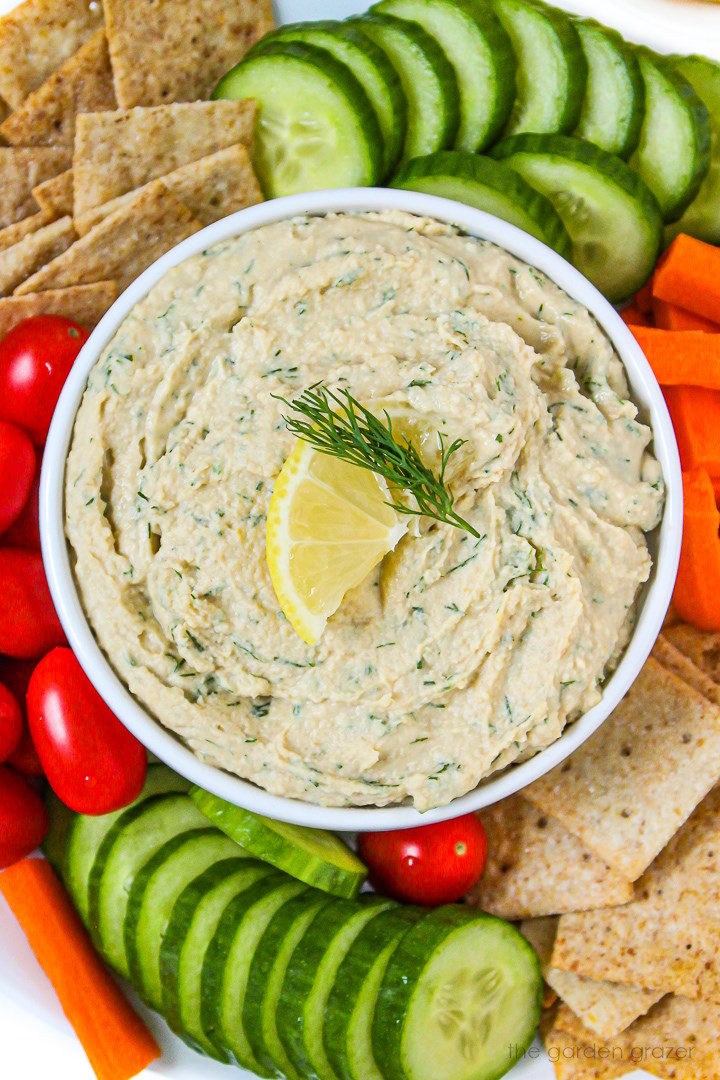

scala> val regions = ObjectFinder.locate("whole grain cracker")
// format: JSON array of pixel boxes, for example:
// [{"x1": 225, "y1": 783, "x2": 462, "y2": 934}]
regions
[
  {"x1": 72, "y1": 99, "x2": 256, "y2": 218},
  {"x1": 665, "y1": 624, "x2": 720, "y2": 686},
  {"x1": 0, "y1": 0, "x2": 104, "y2": 109},
  {"x1": 17, "y1": 183, "x2": 201, "y2": 296},
  {"x1": 0, "y1": 29, "x2": 115, "y2": 147},
  {"x1": 0, "y1": 146, "x2": 71, "y2": 228},
  {"x1": 0, "y1": 212, "x2": 52, "y2": 254},
  {"x1": 103, "y1": 0, "x2": 273, "y2": 107},
  {"x1": 652, "y1": 635, "x2": 720, "y2": 706},
  {"x1": 543, "y1": 1026, "x2": 632, "y2": 1080},
  {"x1": 0, "y1": 282, "x2": 117, "y2": 338},
  {"x1": 0, "y1": 216, "x2": 76, "y2": 297},
  {"x1": 524, "y1": 658, "x2": 720, "y2": 880},
  {"x1": 467, "y1": 795, "x2": 632, "y2": 920},
  {"x1": 32, "y1": 169, "x2": 74, "y2": 218}
]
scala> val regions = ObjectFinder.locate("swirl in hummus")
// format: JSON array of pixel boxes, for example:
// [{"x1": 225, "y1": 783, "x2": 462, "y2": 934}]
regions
[{"x1": 65, "y1": 211, "x2": 664, "y2": 810}]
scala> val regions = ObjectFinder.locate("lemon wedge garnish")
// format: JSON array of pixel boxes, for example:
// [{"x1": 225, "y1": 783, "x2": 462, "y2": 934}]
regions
[{"x1": 266, "y1": 440, "x2": 407, "y2": 644}]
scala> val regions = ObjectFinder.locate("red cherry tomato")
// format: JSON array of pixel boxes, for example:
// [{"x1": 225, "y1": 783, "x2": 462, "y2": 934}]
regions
[
  {"x1": 0, "y1": 315, "x2": 89, "y2": 445},
  {"x1": 358, "y1": 814, "x2": 488, "y2": 906},
  {"x1": 0, "y1": 681, "x2": 22, "y2": 763},
  {"x1": 0, "y1": 765, "x2": 48, "y2": 868},
  {"x1": 0, "y1": 657, "x2": 44, "y2": 776},
  {"x1": 2, "y1": 450, "x2": 41, "y2": 549},
  {"x1": 8, "y1": 726, "x2": 44, "y2": 777},
  {"x1": 0, "y1": 422, "x2": 35, "y2": 535},
  {"x1": 0, "y1": 549, "x2": 65, "y2": 658},
  {"x1": 27, "y1": 648, "x2": 147, "y2": 815}
]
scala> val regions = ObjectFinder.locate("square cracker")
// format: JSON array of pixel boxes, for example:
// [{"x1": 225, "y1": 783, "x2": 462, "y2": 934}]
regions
[
  {"x1": 16, "y1": 183, "x2": 202, "y2": 296},
  {"x1": 0, "y1": 0, "x2": 104, "y2": 109},
  {"x1": 32, "y1": 169, "x2": 74, "y2": 218},
  {"x1": 665, "y1": 624, "x2": 720, "y2": 686},
  {"x1": 0, "y1": 283, "x2": 117, "y2": 338},
  {"x1": 103, "y1": 0, "x2": 273, "y2": 108},
  {"x1": 467, "y1": 794, "x2": 632, "y2": 920},
  {"x1": 76, "y1": 144, "x2": 262, "y2": 235},
  {"x1": 524, "y1": 657, "x2": 720, "y2": 880},
  {"x1": 543, "y1": 1026, "x2": 633, "y2": 1080},
  {"x1": 0, "y1": 30, "x2": 116, "y2": 147},
  {"x1": 521, "y1": 918, "x2": 662, "y2": 1040},
  {"x1": 550, "y1": 786, "x2": 720, "y2": 1002},
  {"x1": 0, "y1": 212, "x2": 53, "y2": 255},
  {"x1": 72, "y1": 99, "x2": 256, "y2": 218},
  {"x1": 0, "y1": 146, "x2": 71, "y2": 228},
  {"x1": 652, "y1": 635, "x2": 720, "y2": 706},
  {"x1": 0, "y1": 217, "x2": 76, "y2": 297}
]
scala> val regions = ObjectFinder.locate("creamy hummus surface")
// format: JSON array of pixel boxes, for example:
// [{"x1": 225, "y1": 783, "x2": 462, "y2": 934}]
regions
[{"x1": 65, "y1": 211, "x2": 664, "y2": 810}]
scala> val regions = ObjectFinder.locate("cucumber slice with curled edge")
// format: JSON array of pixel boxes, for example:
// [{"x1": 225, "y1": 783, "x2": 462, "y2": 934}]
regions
[
  {"x1": 666, "y1": 55, "x2": 720, "y2": 246},
  {"x1": 202, "y1": 874, "x2": 309, "y2": 1074},
  {"x1": 213, "y1": 41, "x2": 384, "y2": 197},
  {"x1": 350, "y1": 12, "x2": 460, "y2": 162},
  {"x1": 391, "y1": 150, "x2": 572, "y2": 259},
  {"x1": 491, "y1": 133, "x2": 663, "y2": 303},
  {"x1": 244, "y1": 891, "x2": 334, "y2": 1080},
  {"x1": 573, "y1": 20, "x2": 645, "y2": 159},
  {"x1": 491, "y1": 0, "x2": 587, "y2": 137},
  {"x1": 629, "y1": 49, "x2": 711, "y2": 223},
  {"x1": 277, "y1": 895, "x2": 395, "y2": 1080},
  {"x1": 160, "y1": 858, "x2": 275, "y2": 1059},
  {"x1": 250, "y1": 21, "x2": 407, "y2": 176},
  {"x1": 190, "y1": 785, "x2": 367, "y2": 898},
  {"x1": 324, "y1": 905, "x2": 424, "y2": 1080},
  {"x1": 373, "y1": 0, "x2": 515, "y2": 151},
  {"x1": 124, "y1": 827, "x2": 245, "y2": 1009},
  {"x1": 373, "y1": 906, "x2": 542, "y2": 1080}
]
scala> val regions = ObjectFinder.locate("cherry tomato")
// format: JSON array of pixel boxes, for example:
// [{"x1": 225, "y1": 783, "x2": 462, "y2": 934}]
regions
[
  {"x1": 2, "y1": 450, "x2": 41, "y2": 549},
  {"x1": 0, "y1": 315, "x2": 89, "y2": 445},
  {"x1": 0, "y1": 422, "x2": 35, "y2": 535},
  {"x1": 358, "y1": 814, "x2": 487, "y2": 906},
  {"x1": 0, "y1": 549, "x2": 65, "y2": 658},
  {"x1": 0, "y1": 657, "x2": 44, "y2": 776},
  {"x1": 8, "y1": 726, "x2": 44, "y2": 777},
  {"x1": 0, "y1": 765, "x2": 48, "y2": 868},
  {"x1": 27, "y1": 648, "x2": 147, "y2": 815},
  {"x1": 0, "y1": 681, "x2": 22, "y2": 763}
]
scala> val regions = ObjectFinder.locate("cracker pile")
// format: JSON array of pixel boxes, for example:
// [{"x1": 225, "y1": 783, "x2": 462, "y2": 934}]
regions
[
  {"x1": 469, "y1": 626, "x2": 720, "y2": 1078},
  {"x1": 0, "y1": 0, "x2": 270, "y2": 333}
]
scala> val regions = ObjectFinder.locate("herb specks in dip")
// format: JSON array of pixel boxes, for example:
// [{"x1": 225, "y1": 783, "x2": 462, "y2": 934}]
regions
[{"x1": 65, "y1": 211, "x2": 664, "y2": 810}]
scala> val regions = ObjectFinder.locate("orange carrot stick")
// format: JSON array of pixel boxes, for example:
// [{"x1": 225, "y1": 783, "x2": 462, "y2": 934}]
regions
[
  {"x1": 652, "y1": 233, "x2": 720, "y2": 324},
  {"x1": 634, "y1": 280, "x2": 654, "y2": 315},
  {"x1": 653, "y1": 299, "x2": 720, "y2": 333},
  {"x1": 621, "y1": 304, "x2": 651, "y2": 328},
  {"x1": 673, "y1": 469, "x2": 720, "y2": 631},
  {"x1": 664, "y1": 386, "x2": 720, "y2": 474},
  {"x1": 631, "y1": 327, "x2": 720, "y2": 389},
  {"x1": 0, "y1": 858, "x2": 160, "y2": 1080}
]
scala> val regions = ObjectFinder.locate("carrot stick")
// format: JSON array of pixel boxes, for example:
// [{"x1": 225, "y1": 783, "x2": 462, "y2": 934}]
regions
[
  {"x1": 652, "y1": 233, "x2": 720, "y2": 324},
  {"x1": 673, "y1": 469, "x2": 720, "y2": 631},
  {"x1": 653, "y1": 299, "x2": 720, "y2": 333},
  {"x1": 664, "y1": 386, "x2": 720, "y2": 474},
  {"x1": 0, "y1": 858, "x2": 160, "y2": 1080},
  {"x1": 634, "y1": 280, "x2": 654, "y2": 315},
  {"x1": 631, "y1": 327, "x2": 720, "y2": 389},
  {"x1": 621, "y1": 304, "x2": 651, "y2": 328}
]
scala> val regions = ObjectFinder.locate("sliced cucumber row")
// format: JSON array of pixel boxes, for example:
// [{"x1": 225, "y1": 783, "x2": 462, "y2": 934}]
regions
[
  {"x1": 49, "y1": 771, "x2": 542, "y2": 1080},
  {"x1": 572, "y1": 20, "x2": 645, "y2": 159}
]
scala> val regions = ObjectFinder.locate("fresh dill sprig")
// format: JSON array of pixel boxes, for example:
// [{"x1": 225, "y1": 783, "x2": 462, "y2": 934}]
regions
[{"x1": 273, "y1": 383, "x2": 481, "y2": 537}]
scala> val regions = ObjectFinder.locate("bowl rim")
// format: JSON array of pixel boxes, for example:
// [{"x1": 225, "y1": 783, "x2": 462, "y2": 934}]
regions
[{"x1": 40, "y1": 186, "x2": 682, "y2": 831}]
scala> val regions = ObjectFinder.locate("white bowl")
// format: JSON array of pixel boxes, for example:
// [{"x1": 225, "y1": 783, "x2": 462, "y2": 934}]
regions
[{"x1": 41, "y1": 188, "x2": 682, "y2": 831}]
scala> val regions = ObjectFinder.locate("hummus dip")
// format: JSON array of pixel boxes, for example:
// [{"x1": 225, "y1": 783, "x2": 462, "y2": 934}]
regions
[{"x1": 66, "y1": 211, "x2": 664, "y2": 810}]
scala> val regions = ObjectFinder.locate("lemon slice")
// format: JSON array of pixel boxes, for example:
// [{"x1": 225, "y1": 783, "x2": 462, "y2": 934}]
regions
[{"x1": 266, "y1": 441, "x2": 407, "y2": 644}]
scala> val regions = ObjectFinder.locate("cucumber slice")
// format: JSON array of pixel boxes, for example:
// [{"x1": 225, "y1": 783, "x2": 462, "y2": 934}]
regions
[
  {"x1": 63, "y1": 764, "x2": 189, "y2": 924},
  {"x1": 373, "y1": 906, "x2": 542, "y2": 1080},
  {"x1": 666, "y1": 55, "x2": 720, "y2": 245},
  {"x1": 202, "y1": 874, "x2": 309, "y2": 1074},
  {"x1": 277, "y1": 895, "x2": 395, "y2": 1080},
  {"x1": 43, "y1": 790, "x2": 74, "y2": 876},
  {"x1": 88, "y1": 793, "x2": 208, "y2": 976},
  {"x1": 160, "y1": 858, "x2": 275, "y2": 1059},
  {"x1": 244, "y1": 891, "x2": 334, "y2": 1079},
  {"x1": 372, "y1": 0, "x2": 515, "y2": 151},
  {"x1": 491, "y1": 133, "x2": 663, "y2": 302},
  {"x1": 573, "y1": 20, "x2": 645, "y2": 159},
  {"x1": 350, "y1": 12, "x2": 459, "y2": 162},
  {"x1": 124, "y1": 827, "x2": 245, "y2": 1009},
  {"x1": 629, "y1": 49, "x2": 711, "y2": 223},
  {"x1": 391, "y1": 150, "x2": 572, "y2": 258},
  {"x1": 491, "y1": 0, "x2": 587, "y2": 137},
  {"x1": 190, "y1": 785, "x2": 367, "y2": 899},
  {"x1": 213, "y1": 41, "x2": 383, "y2": 197},
  {"x1": 324, "y1": 905, "x2": 424, "y2": 1080},
  {"x1": 250, "y1": 21, "x2": 407, "y2": 176}
]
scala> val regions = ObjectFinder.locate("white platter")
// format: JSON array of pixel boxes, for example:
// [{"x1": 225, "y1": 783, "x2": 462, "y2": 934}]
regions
[{"x1": 1, "y1": 0, "x2": 718, "y2": 1076}]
